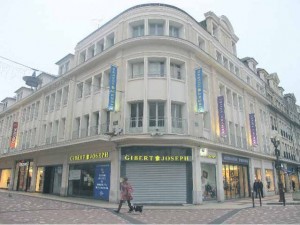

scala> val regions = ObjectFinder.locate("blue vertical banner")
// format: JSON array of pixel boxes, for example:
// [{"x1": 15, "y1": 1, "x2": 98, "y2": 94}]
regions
[
  {"x1": 195, "y1": 68, "x2": 204, "y2": 112},
  {"x1": 249, "y1": 113, "x2": 258, "y2": 146},
  {"x1": 93, "y1": 164, "x2": 111, "y2": 201},
  {"x1": 218, "y1": 96, "x2": 227, "y2": 137},
  {"x1": 108, "y1": 65, "x2": 117, "y2": 111}
]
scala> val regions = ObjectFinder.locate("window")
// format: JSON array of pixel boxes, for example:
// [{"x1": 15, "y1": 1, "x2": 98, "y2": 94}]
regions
[
  {"x1": 87, "y1": 45, "x2": 95, "y2": 59},
  {"x1": 223, "y1": 57, "x2": 228, "y2": 69},
  {"x1": 35, "y1": 101, "x2": 40, "y2": 119},
  {"x1": 30, "y1": 104, "x2": 35, "y2": 120},
  {"x1": 132, "y1": 23, "x2": 144, "y2": 37},
  {"x1": 106, "y1": 33, "x2": 115, "y2": 48},
  {"x1": 233, "y1": 93, "x2": 238, "y2": 108},
  {"x1": 170, "y1": 63, "x2": 182, "y2": 80},
  {"x1": 49, "y1": 93, "x2": 55, "y2": 111},
  {"x1": 56, "y1": 89, "x2": 62, "y2": 109},
  {"x1": 149, "y1": 21, "x2": 164, "y2": 35},
  {"x1": 171, "y1": 103, "x2": 182, "y2": 128},
  {"x1": 246, "y1": 76, "x2": 251, "y2": 85},
  {"x1": 84, "y1": 79, "x2": 92, "y2": 96},
  {"x1": 93, "y1": 74, "x2": 102, "y2": 92},
  {"x1": 130, "y1": 102, "x2": 143, "y2": 128},
  {"x1": 91, "y1": 112, "x2": 99, "y2": 135},
  {"x1": 62, "y1": 86, "x2": 69, "y2": 105},
  {"x1": 169, "y1": 25, "x2": 179, "y2": 38},
  {"x1": 79, "y1": 51, "x2": 86, "y2": 64},
  {"x1": 212, "y1": 23, "x2": 218, "y2": 38},
  {"x1": 96, "y1": 39, "x2": 104, "y2": 54},
  {"x1": 226, "y1": 89, "x2": 232, "y2": 105},
  {"x1": 236, "y1": 124, "x2": 241, "y2": 147},
  {"x1": 241, "y1": 126, "x2": 247, "y2": 148},
  {"x1": 149, "y1": 102, "x2": 165, "y2": 127},
  {"x1": 130, "y1": 62, "x2": 144, "y2": 78},
  {"x1": 216, "y1": 51, "x2": 222, "y2": 63},
  {"x1": 198, "y1": 36, "x2": 205, "y2": 51},
  {"x1": 73, "y1": 117, "x2": 80, "y2": 139},
  {"x1": 229, "y1": 122, "x2": 235, "y2": 146},
  {"x1": 59, "y1": 118, "x2": 66, "y2": 139},
  {"x1": 149, "y1": 60, "x2": 165, "y2": 77},
  {"x1": 203, "y1": 112, "x2": 210, "y2": 130},
  {"x1": 229, "y1": 62, "x2": 234, "y2": 73},
  {"x1": 77, "y1": 82, "x2": 83, "y2": 99},
  {"x1": 238, "y1": 97, "x2": 243, "y2": 111},
  {"x1": 44, "y1": 96, "x2": 50, "y2": 113},
  {"x1": 234, "y1": 67, "x2": 240, "y2": 76}
]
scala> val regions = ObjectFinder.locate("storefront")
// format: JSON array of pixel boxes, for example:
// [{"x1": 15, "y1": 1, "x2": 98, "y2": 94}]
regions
[
  {"x1": 13, "y1": 160, "x2": 33, "y2": 191},
  {"x1": 253, "y1": 160, "x2": 275, "y2": 195},
  {"x1": 222, "y1": 154, "x2": 250, "y2": 199},
  {"x1": 0, "y1": 169, "x2": 12, "y2": 189},
  {"x1": 35, "y1": 165, "x2": 62, "y2": 195},
  {"x1": 121, "y1": 146, "x2": 193, "y2": 204},
  {"x1": 199, "y1": 148, "x2": 217, "y2": 201},
  {"x1": 287, "y1": 165, "x2": 299, "y2": 192},
  {"x1": 68, "y1": 151, "x2": 111, "y2": 201}
]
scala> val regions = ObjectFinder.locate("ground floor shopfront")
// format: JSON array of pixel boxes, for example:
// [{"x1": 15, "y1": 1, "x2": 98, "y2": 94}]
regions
[{"x1": 1, "y1": 144, "x2": 299, "y2": 204}]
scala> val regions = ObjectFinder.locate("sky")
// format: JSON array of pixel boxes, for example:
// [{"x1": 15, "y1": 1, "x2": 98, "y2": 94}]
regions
[{"x1": 0, "y1": 0, "x2": 300, "y2": 103}]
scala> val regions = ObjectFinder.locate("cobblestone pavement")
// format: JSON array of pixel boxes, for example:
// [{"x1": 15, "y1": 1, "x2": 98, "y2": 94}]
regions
[{"x1": 0, "y1": 192, "x2": 299, "y2": 224}]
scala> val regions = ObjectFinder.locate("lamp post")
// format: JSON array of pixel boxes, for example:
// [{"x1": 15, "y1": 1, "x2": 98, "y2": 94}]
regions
[{"x1": 270, "y1": 135, "x2": 285, "y2": 202}]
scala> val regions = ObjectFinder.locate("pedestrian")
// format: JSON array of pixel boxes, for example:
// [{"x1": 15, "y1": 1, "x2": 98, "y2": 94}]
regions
[
  {"x1": 258, "y1": 179, "x2": 264, "y2": 198},
  {"x1": 114, "y1": 177, "x2": 134, "y2": 213},
  {"x1": 253, "y1": 179, "x2": 259, "y2": 198},
  {"x1": 292, "y1": 180, "x2": 296, "y2": 192}
]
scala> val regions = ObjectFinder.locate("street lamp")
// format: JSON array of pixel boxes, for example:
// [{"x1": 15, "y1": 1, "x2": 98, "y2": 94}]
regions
[{"x1": 270, "y1": 134, "x2": 285, "y2": 203}]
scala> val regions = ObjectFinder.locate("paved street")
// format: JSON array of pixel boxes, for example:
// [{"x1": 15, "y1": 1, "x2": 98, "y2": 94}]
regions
[{"x1": 0, "y1": 192, "x2": 299, "y2": 224}]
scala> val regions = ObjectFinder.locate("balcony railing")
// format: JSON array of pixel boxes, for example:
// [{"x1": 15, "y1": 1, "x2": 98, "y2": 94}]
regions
[
  {"x1": 171, "y1": 118, "x2": 187, "y2": 134},
  {"x1": 80, "y1": 128, "x2": 88, "y2": 138},
  {"x1": 148, "y1": 117, "x2": 167, "y2": 133},
  {"x1": 126, "y1": 117, "x2": 143, "y2": 133}
]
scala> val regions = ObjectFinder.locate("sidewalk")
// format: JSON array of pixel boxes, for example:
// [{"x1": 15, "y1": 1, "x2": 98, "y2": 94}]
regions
[{"x1": 0, "y1": 189, "x2": 298, "y2": 210}]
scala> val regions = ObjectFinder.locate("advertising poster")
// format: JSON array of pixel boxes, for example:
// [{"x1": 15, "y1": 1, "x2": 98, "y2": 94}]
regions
[
  {"x1": 108, "y1": 65, "x2": 117, "y2": 111},
  {"x1": 10, "y1": 122, "x2": 18, "y2": 149},
  {"x1": 195, "y1": 68, "x2": 204, "y2": 112},
  {"x1": 93, "y1": 164, "x2": 110, "y2": 200},
  {"x1": 249, "y1": 113, "x2": 258, "y2": 146},
  {"x1": 218, "y1": 96, "x2": 227, "y2": 137}
]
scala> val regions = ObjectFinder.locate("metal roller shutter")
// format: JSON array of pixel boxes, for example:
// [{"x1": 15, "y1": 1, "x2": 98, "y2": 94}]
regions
[{"x1": 126, "y1": 162, "x2": 187, "y2": 204}]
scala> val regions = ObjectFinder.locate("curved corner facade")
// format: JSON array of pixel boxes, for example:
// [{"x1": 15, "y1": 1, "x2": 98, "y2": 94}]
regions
[{"x1": 0, "y1": 4, "x2": 299, "y2": 204}]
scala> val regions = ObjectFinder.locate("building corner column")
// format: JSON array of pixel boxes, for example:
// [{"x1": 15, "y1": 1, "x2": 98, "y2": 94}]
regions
[
  {"x1": 192, "y1": 147, "x2": 202, "y2": 204},
  {"x1": 216, "y1": 152, "x2": 224, "y2": 202}
]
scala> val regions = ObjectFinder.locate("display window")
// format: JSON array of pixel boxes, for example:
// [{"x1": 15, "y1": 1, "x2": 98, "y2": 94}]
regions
[
  {"x1": 254, "y1": 168, "x2": 262, "y2": 181},
  {"x1": 289, "y1": 174, "x2": 299, "y2": 192},
  {"x1": 265, "y1": 169, "x2": 275, "y2": 192},
  {"x1": 35, "y1": 167, "x2": 45, "y2": 192},
  {"x1": 222, "y1": 164, "x2": 249, "y2": 199},
  {"x1": 201, "y1": 163, "x2": 217, "y2": 200},
  {"x1": 68, "y1": 163, "x2": 110, "y2": 200},
  {"x1": 0, "y1": 169, "x2": 12, "y2": 189},
  {"x1": 15, "y1": 160, "x2": 33, "y2": 191}
]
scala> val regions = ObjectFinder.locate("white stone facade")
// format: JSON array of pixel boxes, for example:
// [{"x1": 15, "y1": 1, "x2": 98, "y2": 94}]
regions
[{"x1": 0, "y1": 4, "x2": 299, "y2": 204}]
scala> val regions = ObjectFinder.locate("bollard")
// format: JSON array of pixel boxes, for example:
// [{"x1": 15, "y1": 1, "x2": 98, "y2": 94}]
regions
[
  {"x1": 252, "y1": 191, "x2": 255, "y2": 208},
  {"x1": 283, "y1": 192, "x2": 286, "y2": 206}
]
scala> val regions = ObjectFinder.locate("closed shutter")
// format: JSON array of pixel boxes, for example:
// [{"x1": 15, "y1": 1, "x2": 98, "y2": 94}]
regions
[{"x1": 126, "y1": 162, "x2": 187, "y2": 204}]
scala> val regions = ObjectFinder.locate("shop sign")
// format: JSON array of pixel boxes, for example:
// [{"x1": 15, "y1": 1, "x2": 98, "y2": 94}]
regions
[
  {"x1": 94, "y1": 164, "x2": 110, "y2": 201},
  {"x1": 195, "y1": 68, "x2": 204, "y2": 113},
  {"x1": 18, "y1": 162, "x2": 28, "y2": 167},
  {"x1": 107, "y1": 65, "x2": 117, "y2": 111},
  {"x1": 200, "y1": 148, "x2": 217, "y2": 159},
  {"x1": 222, "y1": 154, "x2": 249, "y2": 165},
  {"x1": 249, "y1": 113, "x2": 258, "y2": 146},
  {"x1": 122, "y1": 154, "x2": 191, "y2": 162},
  {"x1": 69, "y1": 152, "x2": 109, "y2": 161},
  {"x1": 10, "y1": 122, "x2": 18, "y2": 149},
  {"x1": 217, "y1": 96, "x2": 227, "y2": 137}
]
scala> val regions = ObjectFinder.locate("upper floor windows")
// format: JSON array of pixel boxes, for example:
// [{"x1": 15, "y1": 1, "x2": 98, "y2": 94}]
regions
[
  {"x1": 148, "y1": 58, "x2": 165, "y2": 77},
  {"x1": 87, "y1": 45, "x2": 95, "y2": 59},
  {"x1": 96, "y1": 39, "x2": 104, "y2": 54},
  {"x1": 106, "y1": 33, "x2": 115, "y2": 49},
  {"x1": 131, "y1": 20, "x2": 145, "y2": 38},
  {"x1": 79, "y1": 51, "x2": 86, "y2": 64},
  {"x1": 149, "y1": 20, "x2": 164, "y2": 35},
  {"x1": 170, "y1": 61, "x2": 184, "y2": 80},
  {"x1": 198, "y1": 36, "x2": 205, "y2": 51},
  {"x1": 129, "y1": 60, "x2": 144, "y2": 78},
  {"x1": 76, "y1": 82, "x2": 83, "y2": 99}
]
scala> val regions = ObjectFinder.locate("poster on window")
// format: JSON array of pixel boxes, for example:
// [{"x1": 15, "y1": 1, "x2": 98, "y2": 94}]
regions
[
  {"x1": 10, "y1": 122, "x2": 18, "y2": 149},
  {"x1": 217, "y1": 96, "x2": 227, "y2": 137},
  {"x1": 195, "y1": 68, "x2": 204, "y2": 112},
  {"x1": 107, "y1": 65, "x2": 117, "y2": 111},
  {"x1": 93, "y1": 164, "x2": 110, "y2": 200}
]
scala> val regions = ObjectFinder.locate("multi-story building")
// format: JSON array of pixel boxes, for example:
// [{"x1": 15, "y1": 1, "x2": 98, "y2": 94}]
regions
[{"x1": 0, "y1": 3, "x2": 299, "y2": 204}]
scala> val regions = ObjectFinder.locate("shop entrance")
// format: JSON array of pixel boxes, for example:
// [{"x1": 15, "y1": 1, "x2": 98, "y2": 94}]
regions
[
  {"x1": 222, "y1": 164, "x2": 250, "y2": 199},
  {"x1": 15, "y1": 160, "x2": 33, "y2": 191},
  {"x1": 42, "y1": 166, "x2": 62, "y2": 195}
]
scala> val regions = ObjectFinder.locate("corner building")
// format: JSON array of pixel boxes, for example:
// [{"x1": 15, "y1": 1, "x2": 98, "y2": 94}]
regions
[{"x1": 0, "y1": 4, "x2": 299, "y2": 204}]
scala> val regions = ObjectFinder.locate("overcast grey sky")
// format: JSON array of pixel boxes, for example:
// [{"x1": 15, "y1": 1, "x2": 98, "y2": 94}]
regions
[{"x1": 1, "y1": 0, "x2": 299, "y2": 103}]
